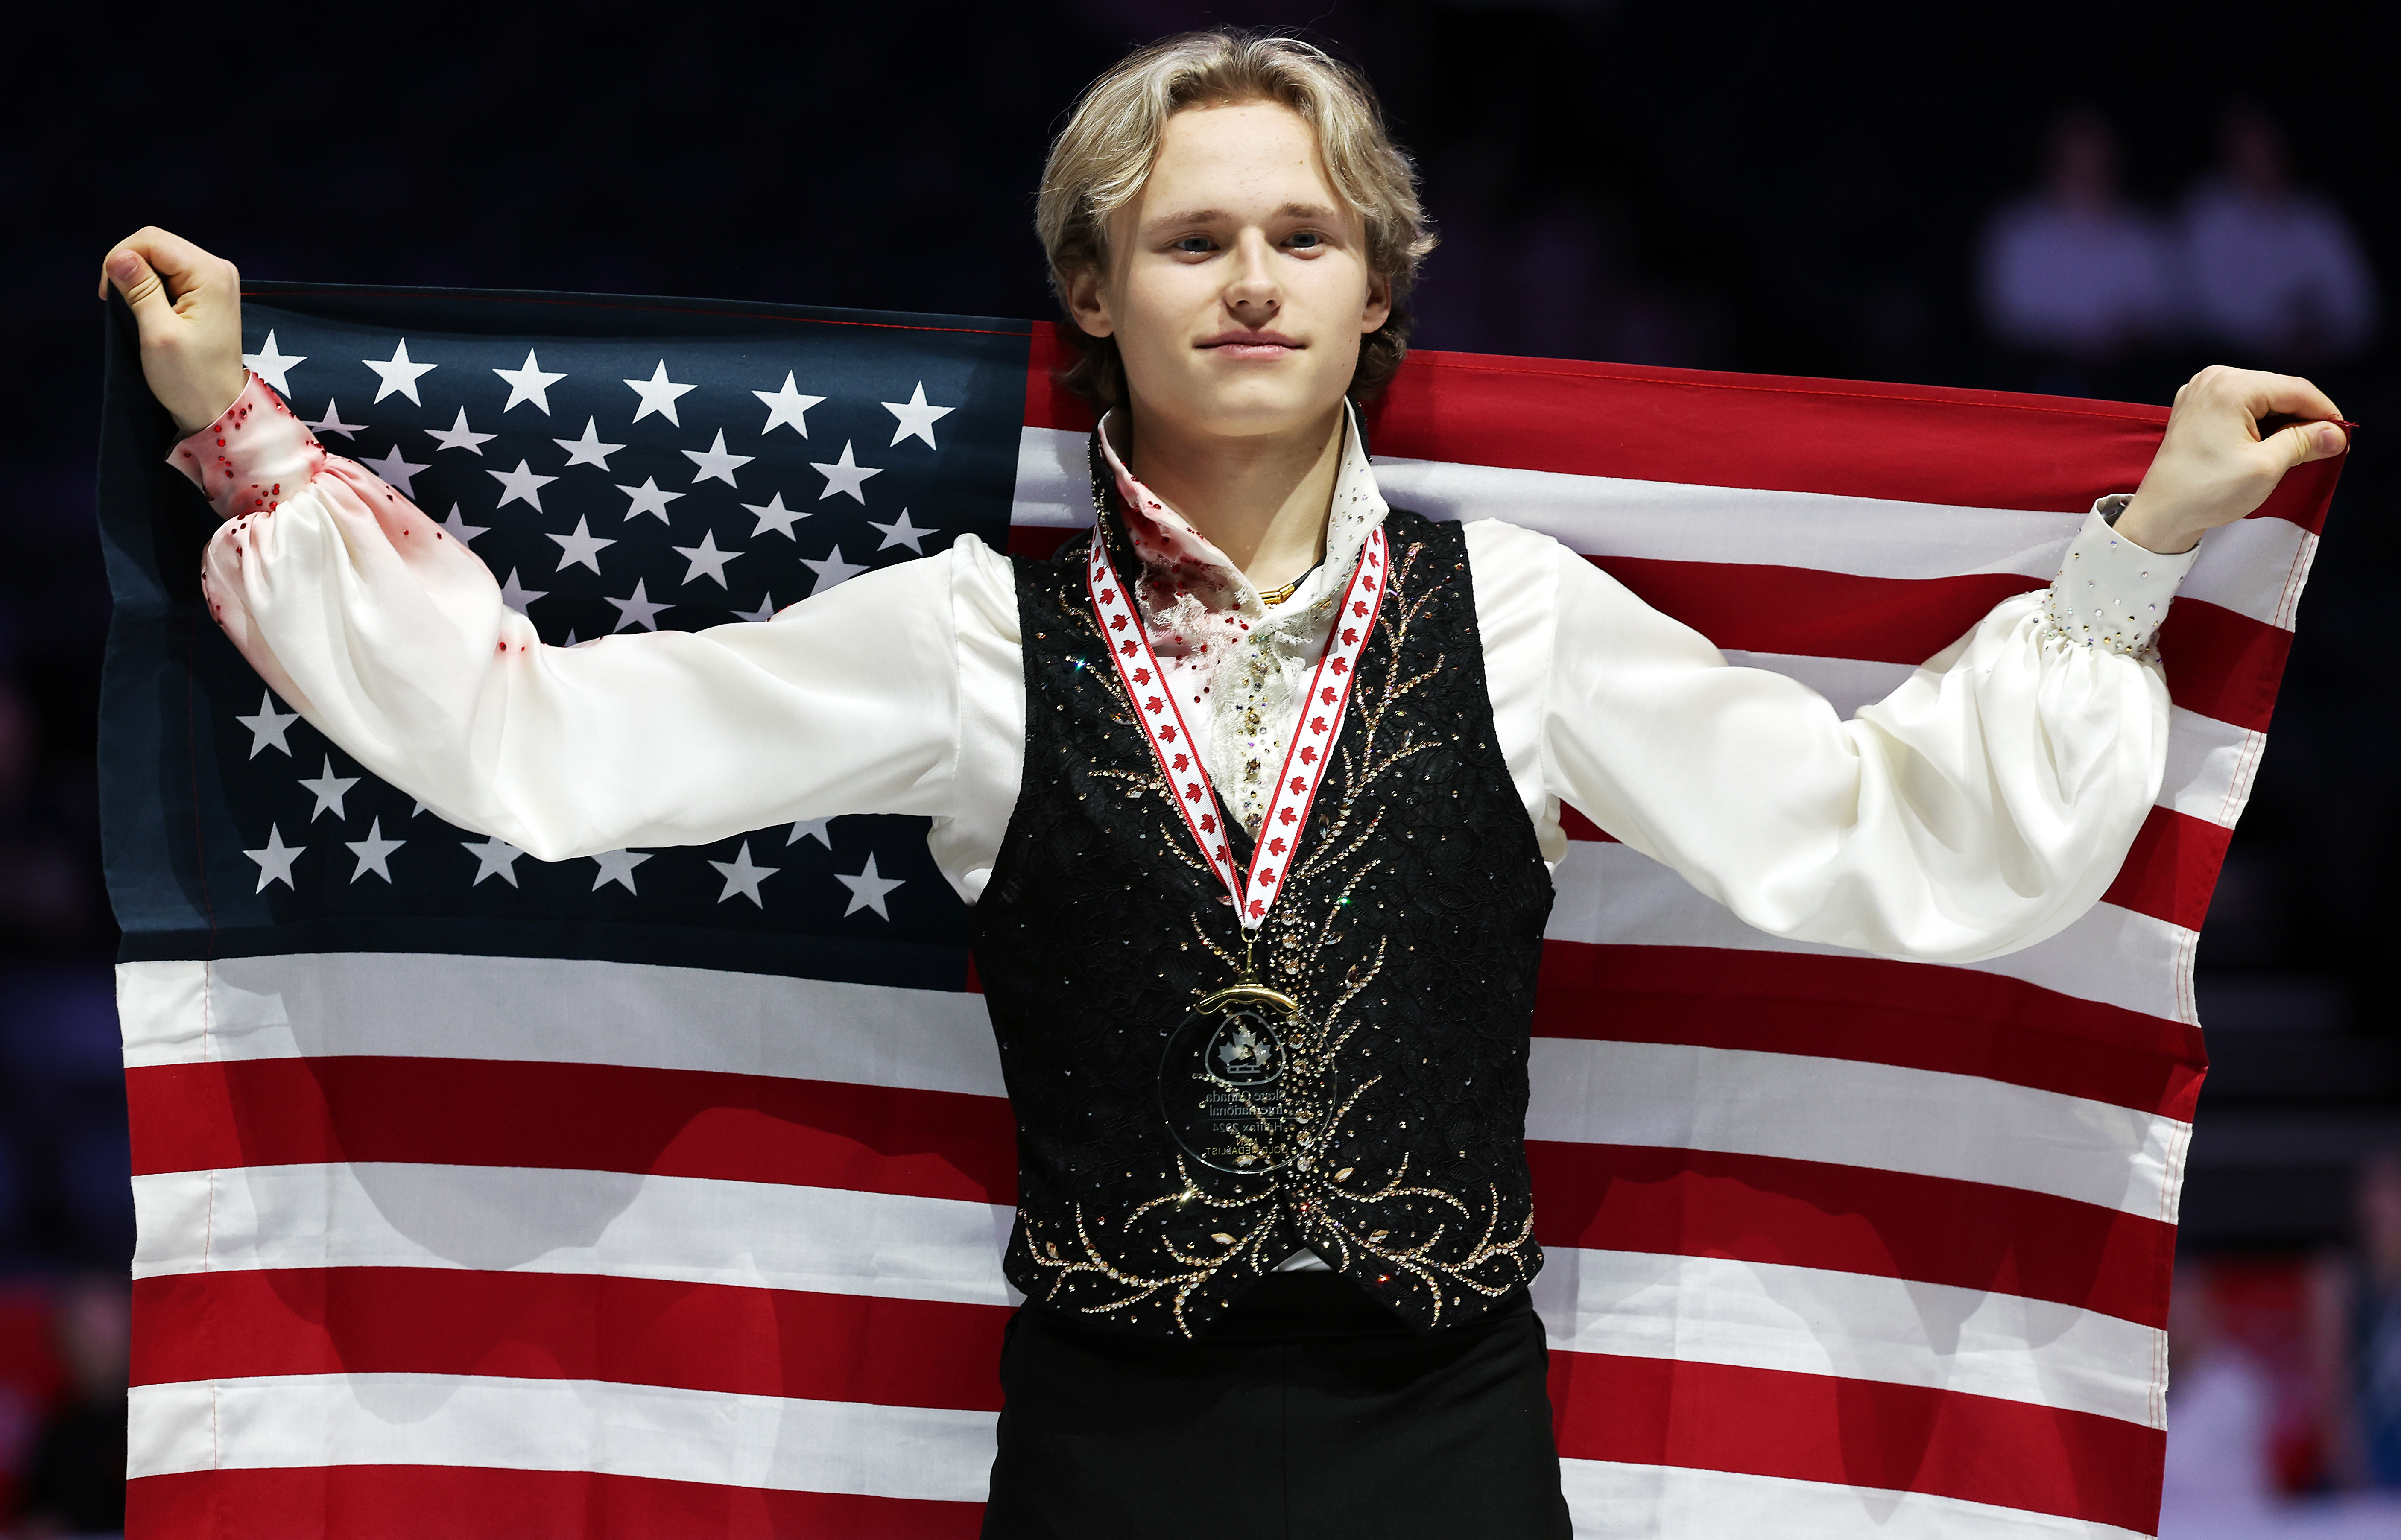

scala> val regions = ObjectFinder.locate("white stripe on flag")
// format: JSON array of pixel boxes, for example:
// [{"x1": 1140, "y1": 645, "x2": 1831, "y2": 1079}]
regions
[
  {"x1": 1532, "y1": 1248, "x2": 2163, "y2": 1427},
  {"x1": 1373, "y1": 455, "x2": 2079, "y2": 579},
  {"x1": 1369, "y1": 453, "x2": 2309, "y2": 628},
  {"x1": 1548, "y1": 840, "x2": 2199, "y2": 1025},
  {"x1": 132, "y1": 1163, "x2": 1017, "y2": 1304},
  {"x1": 2161, "y1": 707, "x2": 2266, "y2": 829},
  {"x1": 1557, "y1": 1458, "x2": 2155, "y2": 1540},
  {"x1": 1029, "y1": 421, "x2": 2311, "y2": 629},
  {"x1": 128, "y1": 1373, "x2": 996, "y2": 1502},
  {"x1": 1527, "y1": 1038, "x2": 2185, "y2": 1219},
  {"x1": 1012, "y1": 426, "x2": 1091, "y2": 528},
  {"x1": 117, "y1": 953, "x2": 1006, "y2": 1092}
]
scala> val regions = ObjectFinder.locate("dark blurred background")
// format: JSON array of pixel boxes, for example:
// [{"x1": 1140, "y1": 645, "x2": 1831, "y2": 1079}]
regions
[{"x1": 1, "y1": 0, "x2": 2393, "y2": 1526}]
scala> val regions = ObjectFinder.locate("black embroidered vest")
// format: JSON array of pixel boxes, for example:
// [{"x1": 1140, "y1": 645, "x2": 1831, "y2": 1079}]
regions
[{"x1": 968, "y1": 505, "x2": 1555, "y2": 1338}]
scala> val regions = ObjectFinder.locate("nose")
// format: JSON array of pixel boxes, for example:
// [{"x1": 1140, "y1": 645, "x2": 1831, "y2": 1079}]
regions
[{"x1": 1223, "y1": 229, "x2": 1281, "y2": 319}]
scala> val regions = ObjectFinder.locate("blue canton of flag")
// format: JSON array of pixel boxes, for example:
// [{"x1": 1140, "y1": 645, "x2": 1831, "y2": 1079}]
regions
[{"x1": 100, "y1": 283, "x2": 1037, "y2": 989}]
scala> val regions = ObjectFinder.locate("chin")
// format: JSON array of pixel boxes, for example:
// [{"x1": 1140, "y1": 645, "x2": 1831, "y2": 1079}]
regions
[{"x1": 1175, "y1": 371, "x2": 1347, "y2": 439}]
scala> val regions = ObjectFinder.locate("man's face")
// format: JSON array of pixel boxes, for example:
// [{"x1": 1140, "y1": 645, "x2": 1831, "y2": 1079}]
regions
[{"x1": 1071, "y1": 99, "x2": 1390, "y2": 442}]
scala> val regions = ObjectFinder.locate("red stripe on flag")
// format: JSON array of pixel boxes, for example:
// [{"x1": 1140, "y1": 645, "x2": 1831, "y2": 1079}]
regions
[
  {"x1": 127, "y1": 1062, "x2": 2171, "y2": 1319},
  {"x1": 2100, "y1": 806, "x2": 2232, "y2": 935},
  {"x1": 1039, "y1": 335, "x2": 2340, "y2": 536},
  {"x1": 2155, "y1": 597, "x2": 2295, "y2": 733},
  {"x1": 2252, "y1": 451, "x2": 2344, "y2": 537},
  {"x1": 1559, "y1": 804, "x2": 1614, "y2": 843},
  {"x1": 125, "y1": 1058, "x2": 1020, "y2": 1204},
  {"x1": 1366, "y1": 348, "x2": 2168, "y2": 515},
  {"x1": 1591, "y1": 555, "x2": 2291, "y2": 732},
  {"x1": 1528, "y1": 1141, "x2": 2174, "y2": 1327},
  {"x1": 130, "y1": 1268, "x2": 1009, "y2": 1411},
  {"x1": 1590, "y1": 555, "x2": 2040, "y2": 664},
  {"x1": 1024, "y1": 321, "x2": 1098, "y2": 434},
  {"x1": 1537, "y1": 941, "x2": 2206, "y2": 1120},
  {"x1": 128, "y1": 1467, "x2": 984, "y2": 1540},
  {"x1": 1547, "y1": 1350, "x2": 2163, "y2": 1531}
]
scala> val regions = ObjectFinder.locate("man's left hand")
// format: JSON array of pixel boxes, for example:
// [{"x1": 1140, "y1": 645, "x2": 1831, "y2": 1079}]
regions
[{"x1": 2116, "y1": 365, "x2": 2348, "y2": 555}]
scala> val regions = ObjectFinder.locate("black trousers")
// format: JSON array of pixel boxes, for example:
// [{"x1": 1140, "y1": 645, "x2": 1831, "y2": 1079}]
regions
[{"x1": 980, "y1": 1270, "x2": 1573, "y2": 1539}]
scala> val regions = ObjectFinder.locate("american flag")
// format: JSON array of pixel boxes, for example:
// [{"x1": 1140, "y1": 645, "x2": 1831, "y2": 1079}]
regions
[{"x1": 95, "y1": 284, "x2": 2341, "y2": 1538}]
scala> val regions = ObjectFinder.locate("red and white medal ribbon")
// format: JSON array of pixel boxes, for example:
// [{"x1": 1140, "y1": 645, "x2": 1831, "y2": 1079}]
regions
[{"x1": 1088, "y1": 526, "x2": 1389, "y2": 934}]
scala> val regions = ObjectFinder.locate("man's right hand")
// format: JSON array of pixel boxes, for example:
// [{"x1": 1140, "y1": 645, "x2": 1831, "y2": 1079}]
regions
[{"x1": 99, "y1": 228, "x2": 249, "y2": 438}]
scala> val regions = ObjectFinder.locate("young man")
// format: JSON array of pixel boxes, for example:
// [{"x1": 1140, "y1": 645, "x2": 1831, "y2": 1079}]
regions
[{"x1": 101, "y1": 29, "x2": 2346, "y2": 1539}]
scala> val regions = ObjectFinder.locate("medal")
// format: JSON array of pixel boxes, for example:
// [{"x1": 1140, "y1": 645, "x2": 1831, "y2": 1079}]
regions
[{"x1": 1086, "y1": 522, "x2": 1389, "y2": 1172}]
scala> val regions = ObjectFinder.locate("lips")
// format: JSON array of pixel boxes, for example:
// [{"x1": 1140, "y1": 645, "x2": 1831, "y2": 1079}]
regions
[{"x1": 1199, "y1": 331, "x2": 1303, "y2": 359}]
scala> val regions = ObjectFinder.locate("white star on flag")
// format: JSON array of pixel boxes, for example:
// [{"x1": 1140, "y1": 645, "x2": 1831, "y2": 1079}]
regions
[
  {"x1": 606, "y1": 578, "x2": 672, "y2": 632},
  {"x1": 787, "y1": 818, "x2": 833, "y2": 849},
  {"x1": 302, "y1": 399, "x2": 366, "y2": 439},
  {"x1": 357, "y1": 444, "x2": 431, "y2": 499},
  {"x1": 836, "y1": 852, "x2": 905, "y2": 918},
  {"x1": 733, "y1": 593, "x2": 780, "y2": 623},
  {"x1": 671, "y1": 531, "x2": 743, "y2": 587},
  {"x1": 497, "y1": 569, "x2": 549, "y2": 616},
  {"x1": 868, "y1": 508, "x2": 933, "y2": 554},
  {"x1": 297, "y1": 756, "x2": 361, "y2": 821},
  {"x1": 547, "y1": 517, "x2": 617, "y2": 574},
  {"x1": 441, "y1": 504, "x2": 489, "y2": 545},
  {"x1": 494, "y1": 349, "x2": 568, "y2": 413},
  {"x1": 362, "y1": 339, "x2": 437, "y2": 405},
  {"x1": 682, "y1": 430, "x2": 754, "y2": 488},
  {"x1": 625, "y1": 360, "x2": 696, "y2": 426},
  {"x1": 803, "y1": 544, "x2": 869, "y2": 595},
  {"x1": 235, "y1": 692, "x2": 300, "y2": 758},
  {"x1": 708, "y1": 841, "x2": 778, "y2": 907},
  {"x1": 810, "y1": 441, "x2": 883, "y2": 503},
  {"x1": 554, "y1": 418, "x2": 624, "y2": 470},
  {"x1": 488, "y1": 459, "x2": 559, "y2": 512},
  {"x1": 425, "y1": 406, "x2": 496, "y2": 455},
  {"x1": 243, "y1": 331, "x2": 307, "y2": 393},
  {"x1": 753, "y1": 372, "x2": 825, "y2": 437},
  {"x1": 590, "y1": 849, "x2": 652, "y2": 894},
  {"x1": 463, "y1": 837, "x2": 526, "y2": 887},
  {"x1": 882, "y1": 382, "x2": 956, "y2": 449},
  {"x1": 617, "y1": 476, "x2": 686, "y2": 523},
  {"x1": 344, "y1": 818, "x2": 405, "y2": 883},
  {"x1": 244, "y1": 824, "x2": 304, "y2": 892},
  {"x1": 740, "y1": 493, "x2": 807, "y2": 539}
]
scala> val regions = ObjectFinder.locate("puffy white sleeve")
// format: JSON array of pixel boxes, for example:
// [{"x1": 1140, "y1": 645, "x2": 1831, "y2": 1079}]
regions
[
  {"x1": 183, "y1": 372, "x2": 1018, "y2": 863},
  {"x1": 1477, "y1": 505, "x2": 2199, "y2": 963}
]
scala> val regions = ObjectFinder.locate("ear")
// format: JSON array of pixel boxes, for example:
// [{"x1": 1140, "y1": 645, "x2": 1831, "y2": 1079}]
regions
[
  {"x1": 1360, "y1": 270, "x2": 1392, "y2": 335},
  {"x1": 1064, "y1": 264, "x2": 1115, "y2": 339}
]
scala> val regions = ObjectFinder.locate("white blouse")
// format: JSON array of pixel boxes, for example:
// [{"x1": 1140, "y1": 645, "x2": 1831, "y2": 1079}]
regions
[{"x1": 185, "y1": 372, "x2": 2197, "y2": 967}]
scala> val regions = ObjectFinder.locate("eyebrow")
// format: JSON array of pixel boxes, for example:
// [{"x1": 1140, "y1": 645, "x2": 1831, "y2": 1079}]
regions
[{"x1": 1143, "y1": 202, "x2": 1342, "y2": 232}]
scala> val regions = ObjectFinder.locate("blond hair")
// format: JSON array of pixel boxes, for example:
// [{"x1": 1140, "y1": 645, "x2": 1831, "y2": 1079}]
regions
[{"x1": 1035, "y1": 29, "x2": 1435, "y2": 408}]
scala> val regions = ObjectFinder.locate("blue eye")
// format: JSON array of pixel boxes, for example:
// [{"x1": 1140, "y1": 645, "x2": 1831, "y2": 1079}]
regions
[
  {"x1": 1175, "y1": 236, "x2": 1215, "y2": 254},
  {"x1": 1287, "y1": 232, "x2": 1323, "y2": 250}
]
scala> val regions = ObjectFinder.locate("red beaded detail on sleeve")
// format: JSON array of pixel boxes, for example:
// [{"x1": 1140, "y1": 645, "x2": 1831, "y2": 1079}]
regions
[{"x1": 165, "y1": 372, "x2": 327, "y2": 521}]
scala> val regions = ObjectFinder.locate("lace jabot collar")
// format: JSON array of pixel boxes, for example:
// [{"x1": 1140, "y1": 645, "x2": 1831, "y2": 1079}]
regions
[
  {"x1": 1085, "y1": 404, "x2": 1389, "y2": 834},
  {"x1": 1089, "y1": 403, "x2": 1386, "y2": 648}
]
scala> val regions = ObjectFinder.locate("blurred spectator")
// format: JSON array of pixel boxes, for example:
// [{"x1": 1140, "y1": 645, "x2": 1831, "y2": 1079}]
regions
[
  {"x1": 1979, "y1": 107, "x2": 2179, "y2": 359},
  {"x1": 10, "y1": 1275, "x2": 125, "y2": 1538},
  {"x1": 2179, "y1": 104, "x2": 2378, "y2": 365},
  {"x1": 2163, "y1": 1260, "x2": 2283, "y2": 1522},
  {"x1": 2316, "y1": 1152, "x2": 2401, "y2": 1490}
]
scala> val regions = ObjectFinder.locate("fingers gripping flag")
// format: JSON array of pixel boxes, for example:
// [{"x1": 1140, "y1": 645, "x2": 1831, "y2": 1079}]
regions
[{"x1": 96, "y1": 283, "x2": 2343, "y2": 1539}]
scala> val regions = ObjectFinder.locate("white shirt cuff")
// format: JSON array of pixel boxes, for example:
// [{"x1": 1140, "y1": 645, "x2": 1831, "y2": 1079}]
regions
[{"x1": 2040, "y1": 496, "x2": 2200, "y2": 659}]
